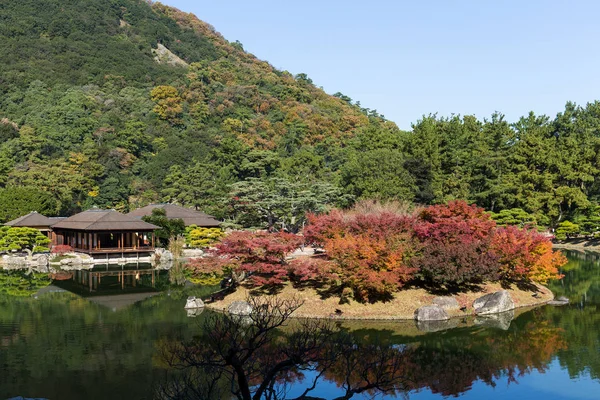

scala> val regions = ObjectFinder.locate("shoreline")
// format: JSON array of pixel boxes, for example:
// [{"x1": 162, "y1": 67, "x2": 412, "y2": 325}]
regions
[
  {"x1": 553, "y1": 239, "x2": 600, "y2": 252},
  {"x1": 205, "y1": 281, "x2": 554, "y2": 321}
]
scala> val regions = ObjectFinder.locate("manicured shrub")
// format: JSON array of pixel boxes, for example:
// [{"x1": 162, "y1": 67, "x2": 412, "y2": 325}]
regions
[
  {"x1": 490, "y1": 226, "x2": 565, "y2": 284},
  {"x1": 304, "y1": 210, "x2": 418, "y2": 301},
  {"x1": 412, "y1": 201, "x2": 500, "y2": 288},
  {"x1": 190, "y1": 231, "x2": 302, "y2": 286},
  {"x1": 185, "y1": 225, "x2": 224, "y2": 248}
]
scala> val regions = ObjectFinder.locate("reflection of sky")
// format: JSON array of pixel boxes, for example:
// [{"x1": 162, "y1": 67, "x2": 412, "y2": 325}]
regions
[{"x1": 284, "y1": 359, "x2": 600, "y2": 399}]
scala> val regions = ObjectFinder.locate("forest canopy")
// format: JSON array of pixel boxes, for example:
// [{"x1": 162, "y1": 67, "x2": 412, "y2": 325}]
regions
[{"x1": 1, "y1": 0, "x2": 599, "y2": 232}]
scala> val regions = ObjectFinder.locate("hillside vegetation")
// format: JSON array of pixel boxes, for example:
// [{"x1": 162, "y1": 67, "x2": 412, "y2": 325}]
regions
[{"x1": 1, "y1": 0, "x2": 600, "y2": 231}]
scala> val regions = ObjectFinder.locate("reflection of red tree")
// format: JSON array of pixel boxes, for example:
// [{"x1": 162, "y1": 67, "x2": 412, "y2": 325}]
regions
[{"x1": 387, "y1": 320, "x2": 567, "y2": 397}]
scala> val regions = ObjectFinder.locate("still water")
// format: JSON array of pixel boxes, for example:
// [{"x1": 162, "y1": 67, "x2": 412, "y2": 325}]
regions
[{"x1": 0, "y1": 251, "x2": 599, "y2": 399}]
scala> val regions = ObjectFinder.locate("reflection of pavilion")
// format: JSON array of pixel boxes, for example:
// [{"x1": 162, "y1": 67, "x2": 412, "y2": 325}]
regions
[
  {"x1": 72, "y1": 267, "x2": 159, "y2": 293},
  {"x1": 52, "y1": 264, "x2": 164, "y2": 311}
]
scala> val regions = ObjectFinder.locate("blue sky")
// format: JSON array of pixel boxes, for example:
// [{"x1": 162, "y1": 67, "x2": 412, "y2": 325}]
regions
[{"x1": 161, "y1": 0, "x2": 600, "y2": 130}]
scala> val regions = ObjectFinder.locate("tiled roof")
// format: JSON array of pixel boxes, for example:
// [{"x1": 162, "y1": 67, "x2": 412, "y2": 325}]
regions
[
  {"x1": 51, "y1": 208, "x2": 159, "y2": 231},
  {"x1": 4, "y1": 212, "x2": 55, "y2": 227}
]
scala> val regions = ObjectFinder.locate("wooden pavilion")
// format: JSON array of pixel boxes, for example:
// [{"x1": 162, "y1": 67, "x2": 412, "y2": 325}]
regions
[
  {"x1": 51, "y1": 208, "x2": 159, "y2": 255},
  {"x1": 127, "y1": 203, "x2": 221, "y2": 227}
]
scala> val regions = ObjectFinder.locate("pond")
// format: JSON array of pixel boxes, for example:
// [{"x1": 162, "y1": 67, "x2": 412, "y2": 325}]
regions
[{"x1": 0, "y1": 251, "x2": 599, "y2": 399}]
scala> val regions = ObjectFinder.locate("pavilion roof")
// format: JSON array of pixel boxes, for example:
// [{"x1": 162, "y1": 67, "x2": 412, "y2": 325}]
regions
[
  {"x1": 51, "y1": 208, "x2": 159, "y2": 231},
  {"x1": 127, "y1": 203, "x2": 221, "y2": 227},
  {"x1": 4, "y1": 211, "x2": 57, "y2": 228}
]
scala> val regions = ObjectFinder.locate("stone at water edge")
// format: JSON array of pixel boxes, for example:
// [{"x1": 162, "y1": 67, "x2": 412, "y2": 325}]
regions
[
  {"x1": 473, "y1": 290, "x2": 515, "y2": 315},
  {"x1": 414, "y1": 305, "x2": 450, "y2": 321},
  {"x1": 187, "y1": 307, "x2": 204, "y2": 317},
  {"x1": 416, "y1": 318, "x2": 459, "y2": 332},
  {"x1": 185, "y1": 296, "x2": 205, "y2": 309},
  {"x1": 547, "y1": 296, "x2": 570, "y2": 306},
  {"x1": 432, "y1": 296, "x2": 460, "y2": 310},
  {"x1": 474, "y1": 309, "x2": 515, "y2": 330},
  {"x1": 228, "y1": 300, "x2": 253, "y2": 316}
]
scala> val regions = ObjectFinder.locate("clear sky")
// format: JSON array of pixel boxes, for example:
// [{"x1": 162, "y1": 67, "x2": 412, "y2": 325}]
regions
[{"x1": 161, "y1": 0, "x2": 600, "y2": 130}]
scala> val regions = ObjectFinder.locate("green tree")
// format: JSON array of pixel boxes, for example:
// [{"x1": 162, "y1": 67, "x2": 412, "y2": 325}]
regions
[
  {"x1": 228, "y1": 177, "x2": 348, "y2": 232},
  {"x1": 340, "y1": 148, "x2": 415, "y2": 201},
  {"x1": 0, "y1": 226, "x2": 50, "y2": 252},
  {"x1": 0, "y1": 187, "x2": 59, "y2": 223},
  {"x1": 141, "y1": 208, "x2": 185, "y2": 246}
]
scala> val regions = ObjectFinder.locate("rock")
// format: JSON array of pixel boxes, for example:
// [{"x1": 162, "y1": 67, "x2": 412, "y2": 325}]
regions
[
  {"x1": 186, "y1": 307, "x2": 204, "y2": 318},
  {"x1": 184, "y1": 296, "x2": 204, "y2": 309},
  {"x1": 416, "y1": 318, "x2": 459, "y2": 332},
  {"x1": 228, "y1": 300, "x2": 253, "y2": 316},
  {"x1": 432, "y1": 296, "x2": 460, "y2": 310},
  {"x1": 473, "y1": 290, "x2": 515, "y2": 315},
  {"x1": 548, "y1": 296, "x2": 569, "y2": 306},
  {"x1": 161, "y1": 250, "x2": 174, "y2": 261},
  {"x1": 36, "y1": 254, "x2": 49, "y2": 267},
  {"x1": 182, "y1": 249, "x2": 204, "y2": 258},
  {"x1": 414, "y1": 305, "x2": 449, "y2": 321},
  {"x1": 474, "y1": 309, "x2": 515, "y2": 330}
]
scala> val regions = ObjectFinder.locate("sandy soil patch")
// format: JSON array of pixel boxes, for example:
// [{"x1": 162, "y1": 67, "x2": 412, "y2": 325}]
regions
[{"x1": 206, "y1": 281, "x2": 554, "y2": 320}]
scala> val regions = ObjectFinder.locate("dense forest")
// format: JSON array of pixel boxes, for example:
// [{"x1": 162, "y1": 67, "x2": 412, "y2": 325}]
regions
[{"x1": 1, "y1": 0, "x2": 600, "y2": 233}]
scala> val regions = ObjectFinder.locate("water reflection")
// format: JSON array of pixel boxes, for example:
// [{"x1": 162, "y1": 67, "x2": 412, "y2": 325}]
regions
[{"x1": 0, "y1": 252, "x2": 599, "y2": 398}]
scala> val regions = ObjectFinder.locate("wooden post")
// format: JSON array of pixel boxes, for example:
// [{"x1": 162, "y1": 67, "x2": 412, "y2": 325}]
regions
[
  {"x1": 88, "y1": 233, "x2": 92, "y2": 252},
  {"x1": 151, "y1": 233, "x2": 155, "y2": 249},
  {"x1": 121, "y1": 233, "x2": 124, "y2": 250}
]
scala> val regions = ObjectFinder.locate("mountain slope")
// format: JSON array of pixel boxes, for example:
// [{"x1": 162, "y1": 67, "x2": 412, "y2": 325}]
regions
[{"x1": 0, "y1": 0, "x2": 399, "y2": 222}]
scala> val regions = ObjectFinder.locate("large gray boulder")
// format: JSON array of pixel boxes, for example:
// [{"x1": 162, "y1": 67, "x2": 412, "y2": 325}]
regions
[
  {"x1": 228, "y1": 300, "x2": 253, "y2": 316},
  {"x1": 432, "y1": 296, "x2": 460, "y2": 310},
  {"x1": 473, "y1": 290, "x2": 515, "y2": 315},
  {"x1": 414, "y1": 305, "x2": 449, "y2": 321},
  {"x1": 184, "y1": 296, "x2": 205, "y2": 309}
]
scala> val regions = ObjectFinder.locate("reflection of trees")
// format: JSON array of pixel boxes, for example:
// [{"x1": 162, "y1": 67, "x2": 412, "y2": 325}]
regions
[
  {"x1": 397, "y1": 316, "x2": 566, "y2": 396},
  {"x1": 0, "y1": 286, "x2": 215, "y2": 400},
  {"x1": 158, "y1": 297, "x2": 408, "y2": 400},
  {"x1": 159, "y1": 297, "x2": 570, "y2": 399},
  {"x1": 0, "y1": 269, "x2": 51, "y2": 296},
  {"x1": 543, "y1": 251, "x2": 600, "y2": 381}
]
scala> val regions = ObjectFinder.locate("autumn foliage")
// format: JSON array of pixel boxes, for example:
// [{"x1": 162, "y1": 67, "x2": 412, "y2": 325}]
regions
[
  {"x1": 194, "y1": 231, "x2": 303, "y2": 286},
  {"x1": 490, "y1": 225, "x2": 566, "y2": 284},
  {"x1": 51, "y1": 244, "x2": 73, "y2": 255},
  {"x1": 304, "y1": 210, "x2": 418, "y2": 301},
  {"x1": 412, "y1": 201, "x2": 501, "y2": 287},
  {"x1": 306, "y1": 200, "x2": 566, "y2": 296},
  {"x1": 191, "y1": 201, "x2": 565, "y2": 301}
]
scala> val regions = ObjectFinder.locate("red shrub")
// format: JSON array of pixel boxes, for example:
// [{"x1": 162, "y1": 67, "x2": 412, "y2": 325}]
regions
[
  {"x1": 412, "y1": 201, "x2": 500, "y2": 288},
  {"x1": 490, "y1": 225, "x2": 566, "y2": 284},
  {"x1": 51, "y1": 245, "x2": 73, "y2": 255},
  {"x1": 303, "y1": 211, "x2": 418, "y2": 301},
  {"x1": 213, "y1": 231, "x2": 303, "y2": 286},
  {"x1": 415, "y1": 200, "x2": 496, "y2": 242}
]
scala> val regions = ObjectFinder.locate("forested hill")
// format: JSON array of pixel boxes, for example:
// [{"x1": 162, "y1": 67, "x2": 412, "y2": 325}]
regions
[
  {"x1": 0, "y1": 0, "x2": 396, "y2": 223},
  {"x1": 1, "y1": 0, "x2": 600, "y2": 234}
]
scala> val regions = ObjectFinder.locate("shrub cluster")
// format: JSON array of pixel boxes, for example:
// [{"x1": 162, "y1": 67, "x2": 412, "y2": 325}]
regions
[{"x1": 191, "y1": 201, "x2": 566, "y2": 302}]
